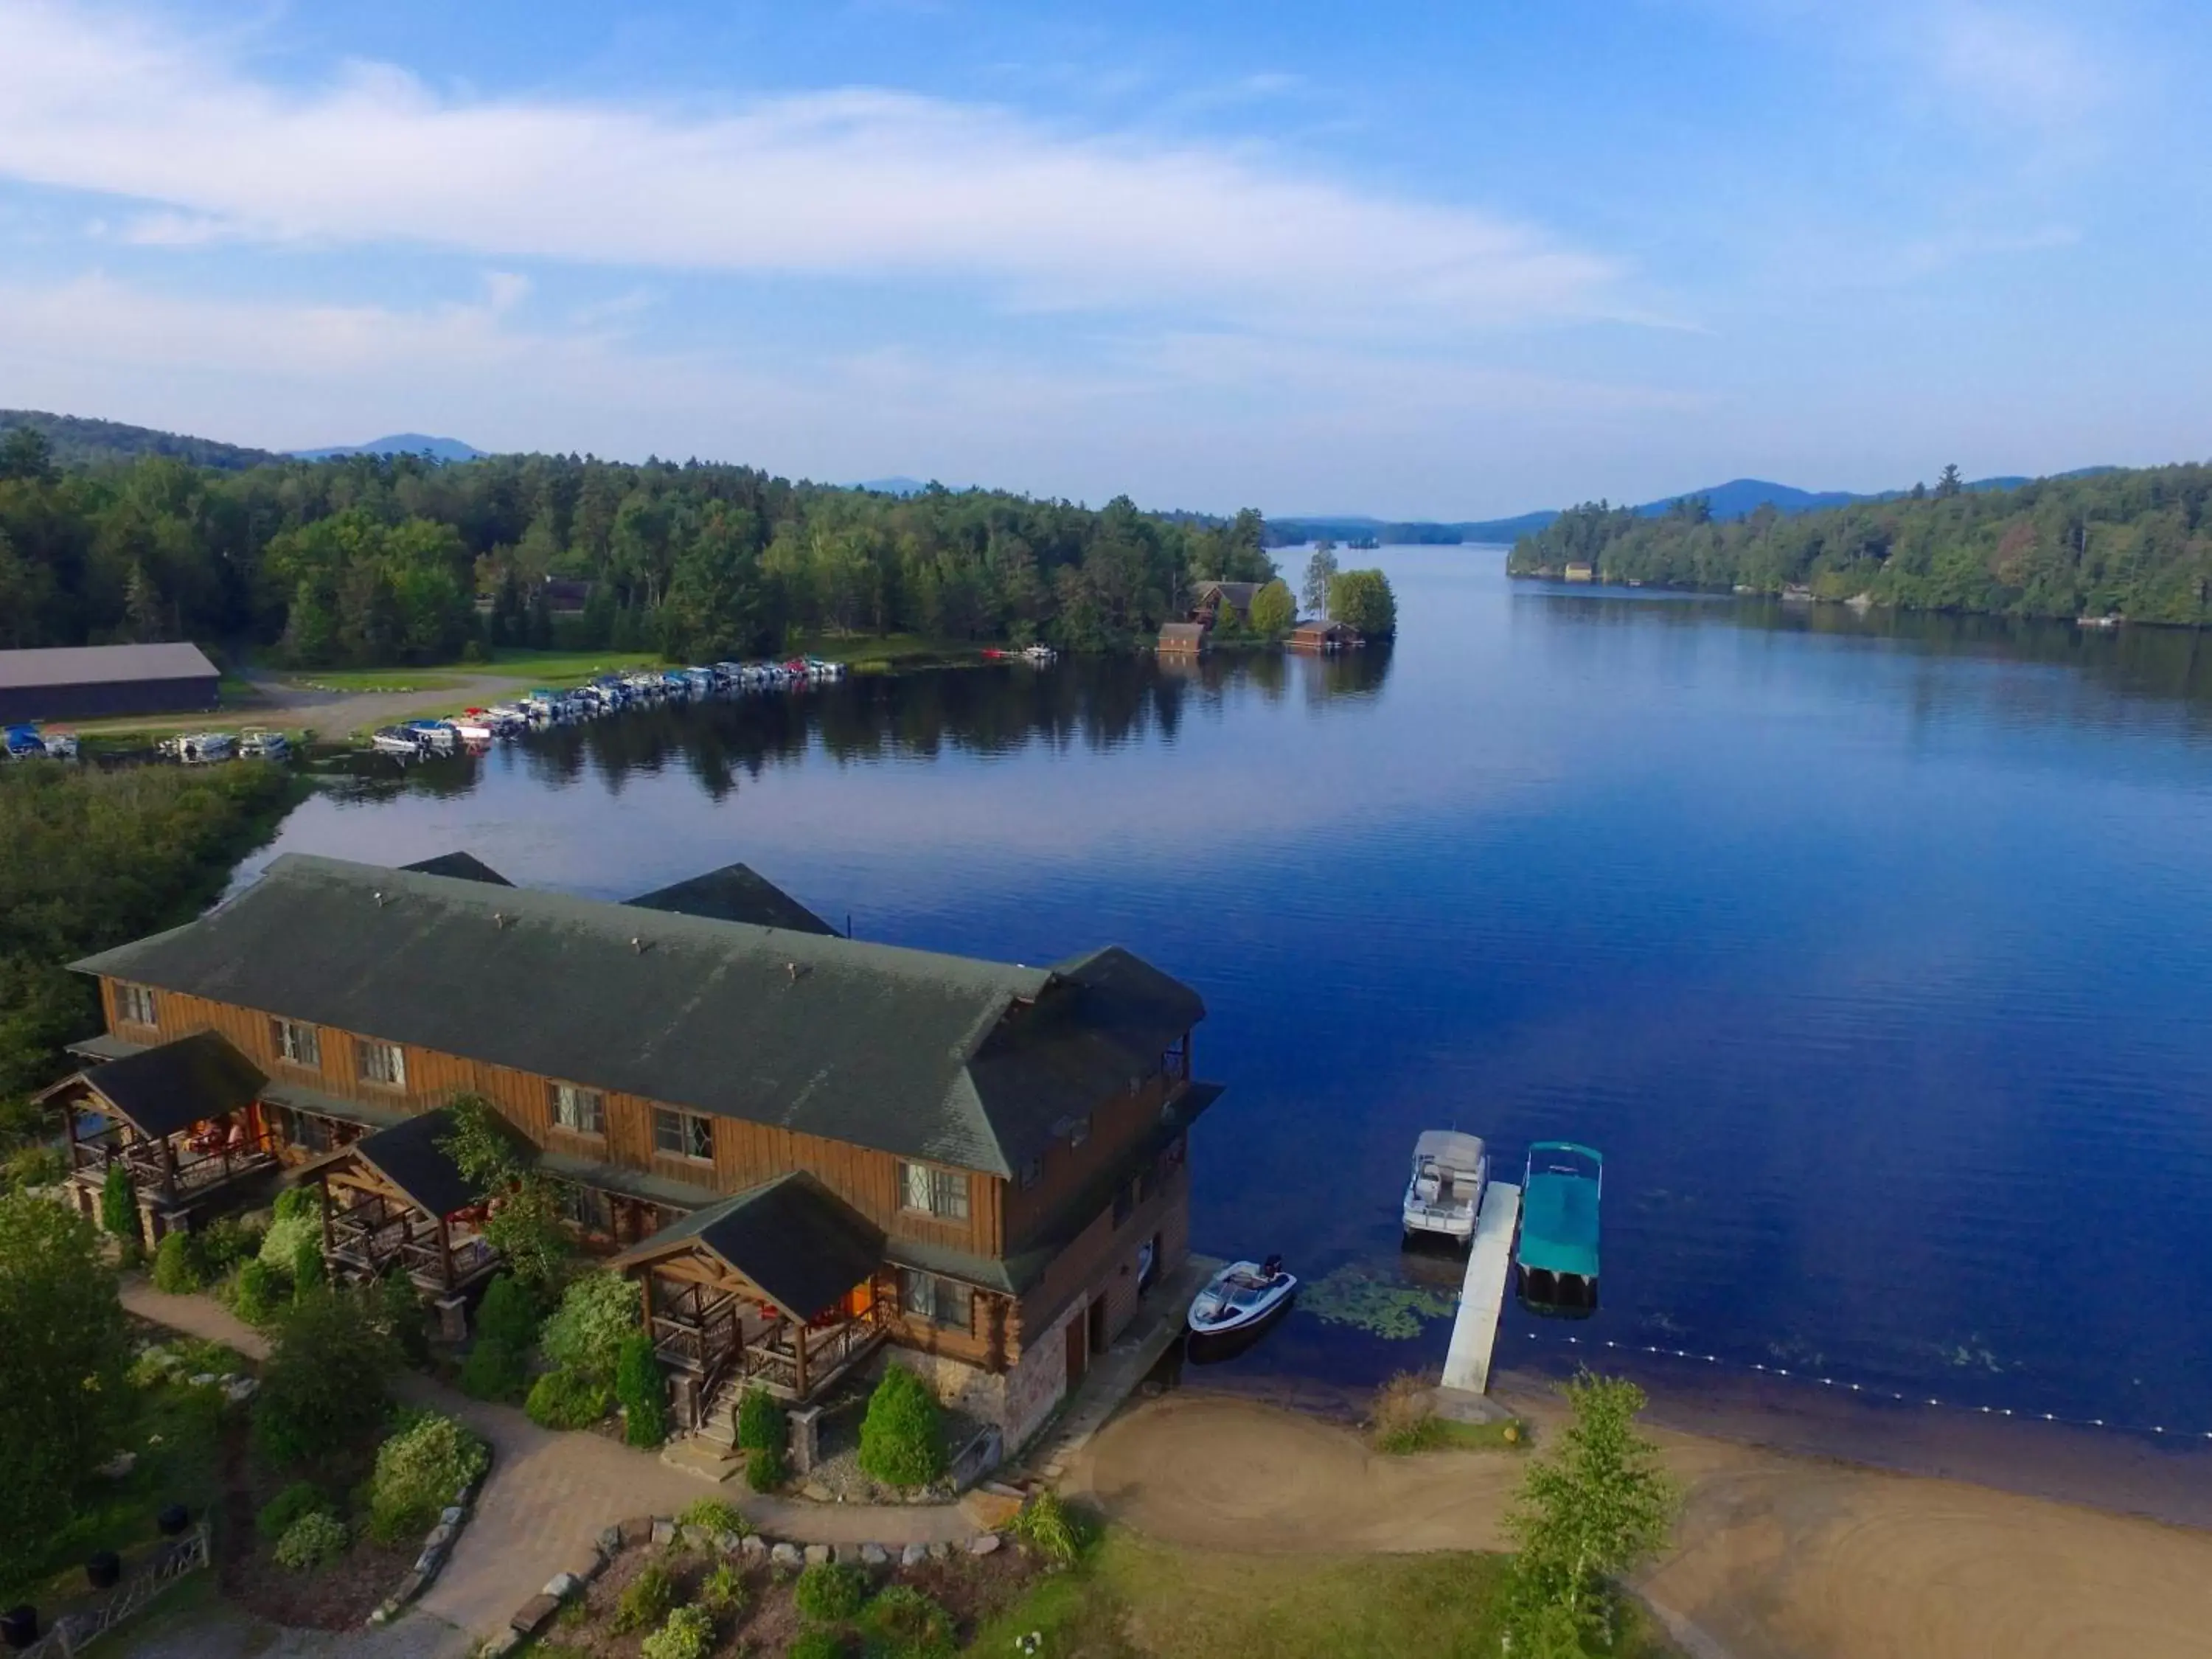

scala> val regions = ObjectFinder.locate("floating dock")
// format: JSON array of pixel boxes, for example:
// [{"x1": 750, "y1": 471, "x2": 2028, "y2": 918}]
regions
[{"x1": 1440, "y1": 1180, "x2": 1520, "y2": 1394}]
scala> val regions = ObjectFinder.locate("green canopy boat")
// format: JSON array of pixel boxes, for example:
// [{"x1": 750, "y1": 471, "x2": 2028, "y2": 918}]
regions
[{"x1": 1516, "y1": 1141, "x2": 1601, "y2": 1314}]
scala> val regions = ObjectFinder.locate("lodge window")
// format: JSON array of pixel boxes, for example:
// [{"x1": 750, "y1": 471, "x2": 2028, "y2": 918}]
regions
[
  {"x1": 899, "y1": 1269, "x2": 973, "y2": 1331},
  {"x1": 561, "y1": 1182, "x2": 613, "y2": 1233},
  {"x1": 898, "y1": 1161, "x2": 970, "y2": 1221},
  {"x1": 271, "y1": 1107, "x2": 333, "y2": 1154},
  {"x1": 270, "y1": 1018, "x2": 320, "y2": 1068},
  {"x1": 115, "y1": 983, "x2": 159, "y2": 1027},
  {"x1": 355, "y1": 1039, "x2": 406, "y2": 1088},
  {"x1": 653, "y1": 1107, "x2": 713, "y2": 1162},
  {"x1": 549, "y1": 1082, "x2": 605, "y2": 1137}
]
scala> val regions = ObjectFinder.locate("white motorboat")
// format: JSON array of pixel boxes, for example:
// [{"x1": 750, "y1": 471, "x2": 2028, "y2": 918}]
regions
[
  {"x1": 370, "y1": 726, "x2": 422, "y2": 757},
  {"x1": 169, "y1": 731, "x2": 236, "y2": 764},
  {"x1": 1402, "y1": 1130, "x2": 1488, "y2": 1245},
  {"x1": 38, "y1": 730, "x2": 79, "y2": 759},
  {"x1": 448, "y1": 713, "x2": 495, "y2": 743},
  {"x1": 1187, "y1": 1256, "x2": 1296, "y2": 1337},
  {"x1": 237, "y1": 728, "x2": 290, "y2": 761},
  {"x1": 1020, "y1": 644, "x2": 1057, "y2": 664}
]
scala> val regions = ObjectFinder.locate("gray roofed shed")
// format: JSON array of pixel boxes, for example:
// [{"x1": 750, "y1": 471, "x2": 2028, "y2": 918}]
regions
[
  {"x1": 73, "y1": 854, "x2": 1203, "y2": 1177},
  {"x1": 0, "y1": 642, "x2": 220, "y2": 723}
]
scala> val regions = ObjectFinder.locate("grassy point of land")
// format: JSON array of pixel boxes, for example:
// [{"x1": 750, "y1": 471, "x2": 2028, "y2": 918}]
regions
[{"x1": 969, "y1": 1527, "x2": 1676, "y2": 1658}]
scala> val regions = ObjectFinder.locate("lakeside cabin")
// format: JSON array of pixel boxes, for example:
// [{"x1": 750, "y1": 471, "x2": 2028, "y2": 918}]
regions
[
  {"x1": 1290, "y1": 619, "x2": 1363, "y2": 653},
  {"x1": 1189, "y1": 580, "x2": 1262, "y2": 627},
  {"x1": 1158, "y1": 621, "x2": 1209, "y2": 655},
  {"x1": 51, "y1": 852, "x2": 1220, "y2": 1460}
]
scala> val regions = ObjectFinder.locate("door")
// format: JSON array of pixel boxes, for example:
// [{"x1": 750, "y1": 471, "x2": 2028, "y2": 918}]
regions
[
  {"x1": 1065, "y1": 1301, "x2": 1089, "y2": 1385},
  {"x1": 1088, "y1": 1294, "x2": 1109, "y2": 1362}
]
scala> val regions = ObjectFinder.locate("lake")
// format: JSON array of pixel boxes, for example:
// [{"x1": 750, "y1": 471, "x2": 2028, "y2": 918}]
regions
[{"x1": 240, "y1": 548, "x2": 2212, "y2": 1446}]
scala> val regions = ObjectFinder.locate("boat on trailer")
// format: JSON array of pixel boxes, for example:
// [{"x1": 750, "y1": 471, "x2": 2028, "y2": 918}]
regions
[
  {"x1": 1187, "y1": 1256, "x2": 1297, "y2": 1337},
  {"x1": 1516, "y1": 1141, "x2": 1601, "y2": 1314},
  {"x1": 1402, "y1": 1129, "x2": 1488, "y2": 1246}
]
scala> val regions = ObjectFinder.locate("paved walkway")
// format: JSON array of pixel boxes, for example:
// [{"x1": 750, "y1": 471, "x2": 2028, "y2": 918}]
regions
[{"x1": 122, "y1": 1284, "x2": 976, "y2": 1639}]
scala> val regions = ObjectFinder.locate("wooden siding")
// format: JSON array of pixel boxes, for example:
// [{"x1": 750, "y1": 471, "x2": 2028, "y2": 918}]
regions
[
  {"x1": 1012, "y1": 1152, "x2": 1190, "y2": 1361},
  {"x1": 92, "y1": 980, "x2": 1006, "y2": 1255},
  {"x1": 1001, "y1": 1062, "x2": 1183, "y2": 1251}
]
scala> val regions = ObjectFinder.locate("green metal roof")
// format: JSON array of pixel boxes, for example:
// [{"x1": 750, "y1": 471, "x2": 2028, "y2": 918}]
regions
[
  {"x1": 72, "y1": 853, "x2": 1203, "y2": 1177},
  {"x1": 624, "y1": 863, "x2": 835, "y2": 936},
  {"x1": 52, "y1": 1031, "x2": 266, "y2": 1140}
]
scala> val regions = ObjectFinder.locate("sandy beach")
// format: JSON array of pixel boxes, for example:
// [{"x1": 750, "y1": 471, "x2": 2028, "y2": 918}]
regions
[{"x1": 1069, "y1": 1389, "x2": 2212, "y2": 1659}]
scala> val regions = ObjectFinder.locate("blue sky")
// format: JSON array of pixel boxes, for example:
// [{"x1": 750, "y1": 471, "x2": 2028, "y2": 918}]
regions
[{"x1": 1, "y1": 0, "x2": 2206, "y2": 517}]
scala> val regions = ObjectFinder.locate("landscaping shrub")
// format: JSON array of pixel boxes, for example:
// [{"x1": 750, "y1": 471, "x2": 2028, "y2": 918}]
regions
[
  {"x1": 861, "y1": 1585, "x2": 954, "y2": 1658},
  {"x1": 3, "y1": 1144, "x2": 64, "y2": 1192},
  {"x1": 151, "y1": 1230, "x2": 203, "y2": 1293},
  {"x1": 735, "y1": 1385, "x2": 784, "y2": 1455},
  {"x1": 1009, "y1": 1489, "x2": 1085, "y2": 1567},
  {"x1": 367, "y1": 1411, "x2": 489, "y2": 1544},
  {"x1": 197, "y1": 1215, "x2": 261, "y2": 1273},
  {"x1": 100, "y1": 1162, "x2": 136, "y2": 1244},
  {"x1": 258, "y1": 1191, "x2": 319, "y2": 1269},
  {"x1": 856, "y1": 1366, "x2": 945, "y2": 1489},
  {"x1": 615, "y1": 1332, "x2": 666, "y2": 1448},
  {"x1": 253, "y1": 1285, "x2": 400, "y2": 1469},
  {"x1": 745, "y1": 1442, "x2": 787, "y2": 1493},
  {"x1": 611, "y1": 1562, "x2": 678, "y2": 1633},
  {"x1": 525, "y1": 1368, "x2": 612, "y2": 1430},
  {"x1": 230, "y1": 1258, "x2": 282, "y2": 1326},
  {"x1": 378, "y1": 1269, "x2": 431, "y2": 1366},
  {"x1": 475, "y1": 1273, "x2": 542, "y2": 1352},
  {"x1": 290, "y1": 1236, "x2": 325, "y2": 1298},
  {"x1": 700, "y1": 1560, "x2": 748, "y2": 1615},
  {"x1": 256, "y1": 1480, "x2": 329, "y2": 1543},
  {"x1": 458, "y1": 1335, "x2": 529, "y2": 1403},
  {"x1": 1371, "y1": 1371, "x2": 1441, "y2": 1454},
  {"x1": 640, "y1": 1604, "x2": 714, "y2": 1659},
  {"x1": 794, "y1": 1560, "x2": 866, "y2": 1623},
  {"x1": 539, "y1": 1271, "x2": 638, "y2": 1382},
  {"x1": 274, "y1": 1509, "x2": 349, "y2": 1572},
  {"x1": 676, "y1": 1498, "x2": 749, "y2": 1537},
  {"x1": 787, "y1": 1630, "x2": 847, "y2": 1659}
]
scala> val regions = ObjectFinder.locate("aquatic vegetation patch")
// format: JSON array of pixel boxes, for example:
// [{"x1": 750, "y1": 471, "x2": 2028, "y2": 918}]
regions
[{"x1": 1301, "y1": 1267, "x2": 1458, "y2": 1340}]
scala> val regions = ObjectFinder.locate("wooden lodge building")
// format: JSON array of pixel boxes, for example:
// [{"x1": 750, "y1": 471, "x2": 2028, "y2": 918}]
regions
[{"x1": 52, "y1": 852, "x2": 1220, "y2": 1453}]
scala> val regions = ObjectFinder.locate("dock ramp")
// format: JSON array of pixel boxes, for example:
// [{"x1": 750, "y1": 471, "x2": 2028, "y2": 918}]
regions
[{"x1": 1441, "y1": 1180, "x2": 1520, "y2": 1394}]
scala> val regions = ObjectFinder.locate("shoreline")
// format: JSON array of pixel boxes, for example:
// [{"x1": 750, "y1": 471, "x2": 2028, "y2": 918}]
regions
[{"x1": 1167, "y1": 1352, "x2": 2212, "y2": 1534}]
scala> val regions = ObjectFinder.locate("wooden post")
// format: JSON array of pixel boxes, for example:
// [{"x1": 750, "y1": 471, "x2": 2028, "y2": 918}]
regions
[
  {"x1": 438, "y1": 1214, "x2": 454, "y2": 1295},
  {"x1": 793, "y1": 1311, "x2": 809, "y2": 1399},
  {"x1": 640, "y1": 1269, "x2": 656, "y2": 1347},
  {"x1": 319, "y1": 1172, "x2": 335, "y2": 1260},
  {"x1": 161, "y1": 1133, "x2": 178, "y2": 1204}
]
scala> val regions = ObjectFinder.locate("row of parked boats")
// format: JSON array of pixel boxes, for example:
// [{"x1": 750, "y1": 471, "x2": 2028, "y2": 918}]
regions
[
  {"x1": 368, "y1": 657, "x2": 852, "y2": 759},
  {"x1": 4, "y1": 723, "x2": 79, "y2": 761}
]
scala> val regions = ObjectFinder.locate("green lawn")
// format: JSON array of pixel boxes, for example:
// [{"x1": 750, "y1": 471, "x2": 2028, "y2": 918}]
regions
[
  {"x1": 967, "y1": 1528, "x2": 1674, "y2": 1658},
  {"x1": 0, "y1": 1344, "x2": 240, "y2": 1611}
]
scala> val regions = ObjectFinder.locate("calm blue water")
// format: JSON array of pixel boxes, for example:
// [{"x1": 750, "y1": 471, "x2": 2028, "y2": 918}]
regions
[{"x1": 242, "y1": 549, "x2": 2212, "y2": 1438}]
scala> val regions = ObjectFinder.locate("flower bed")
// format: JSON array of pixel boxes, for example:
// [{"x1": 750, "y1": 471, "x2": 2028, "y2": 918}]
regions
[{"x1": 493, "y1": 1513, "x2": 1043, "y2": 1658}]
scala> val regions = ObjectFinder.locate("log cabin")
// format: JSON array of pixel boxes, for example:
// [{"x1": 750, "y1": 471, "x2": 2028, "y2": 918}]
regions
[{"x1": 55, "y1": 852, "x2": 1218, "y2": 1454}]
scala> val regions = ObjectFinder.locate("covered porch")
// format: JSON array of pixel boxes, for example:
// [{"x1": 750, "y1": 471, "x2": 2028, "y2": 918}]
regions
[
  {"x1": 303, "y1": 1107, "x2": 500, "y2": 1301},
  {"x1": 613, "y1": 1171, "x2": 888, "y2": 1425},
  {"x1": 43, "y1": 1032, "x2": 276, "y2": 1241}
]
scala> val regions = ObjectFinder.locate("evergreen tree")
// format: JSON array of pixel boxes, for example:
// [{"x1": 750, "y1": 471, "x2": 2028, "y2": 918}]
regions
[{"x1": 1936, "y1": 463, "x2": 1964, "y2": 498}]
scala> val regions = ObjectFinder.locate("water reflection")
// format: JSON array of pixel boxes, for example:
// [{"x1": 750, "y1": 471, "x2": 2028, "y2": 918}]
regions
[{"x1": 320, "y1": 647, "x2": 1395, "y2": 807}]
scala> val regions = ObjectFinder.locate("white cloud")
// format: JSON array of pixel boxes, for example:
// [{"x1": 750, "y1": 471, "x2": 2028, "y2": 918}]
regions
[
  {"x1": 0, "y1": 0, "x2": 1624, "y2": 336},
  {"x1": 1928, "y1": 4, "x2": 2114, "y2": 120}
]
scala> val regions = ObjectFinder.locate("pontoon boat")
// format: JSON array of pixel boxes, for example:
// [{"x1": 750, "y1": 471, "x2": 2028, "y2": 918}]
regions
[
  {"x1": 1402, "y1": 1130, "x2": 1488, "y2": 1245},
  {"x1": 1516, "y1": 1141, "x2": 1601, "y2": 1314}
]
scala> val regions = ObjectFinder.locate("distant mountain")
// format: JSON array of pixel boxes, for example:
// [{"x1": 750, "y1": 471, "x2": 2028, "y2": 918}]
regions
[
  {"x1": 1269, "y1": 468, "x2": 2122, "y2": 547},
  {"x1": 291, "y1": 434, "x2": 486, "y2": 462},
  {"x1": 0, "y1": 408, "x2": 283, "y2": 472}
]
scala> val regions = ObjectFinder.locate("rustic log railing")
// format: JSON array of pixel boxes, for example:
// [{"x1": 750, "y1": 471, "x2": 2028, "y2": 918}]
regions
[
  {"x1": 69, "y1": 1131, "x2": 276, "y2": 1203},
  {"x1": 20, "y1": 1525, "x2": 209, "y2": 1659}
]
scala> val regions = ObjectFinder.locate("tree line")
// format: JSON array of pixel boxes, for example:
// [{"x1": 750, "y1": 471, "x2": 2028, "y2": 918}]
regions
[
  {"x1": 0, "y1": 425, "x2": 1280, "y2": 667},
  {"x1": 1506, "y1": 462, "x2": 2212, "y2": 622}
]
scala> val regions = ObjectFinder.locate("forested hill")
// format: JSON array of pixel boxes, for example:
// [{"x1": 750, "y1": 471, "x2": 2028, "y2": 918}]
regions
[
  {"x1": 0, "y1": 423, "x2": 1273, "y2": 665},
  {"x1": 1507, "y1": 463, "x2": 2212, "y2": 623},
  {"x1": 0, "y1": 408, "x2": 284, "y2": 473}
]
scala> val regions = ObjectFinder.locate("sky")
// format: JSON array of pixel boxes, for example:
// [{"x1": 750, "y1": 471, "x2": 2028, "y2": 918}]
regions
[{"x1": 0, "y1": 0, "x2": 2208, "y2": 518}]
